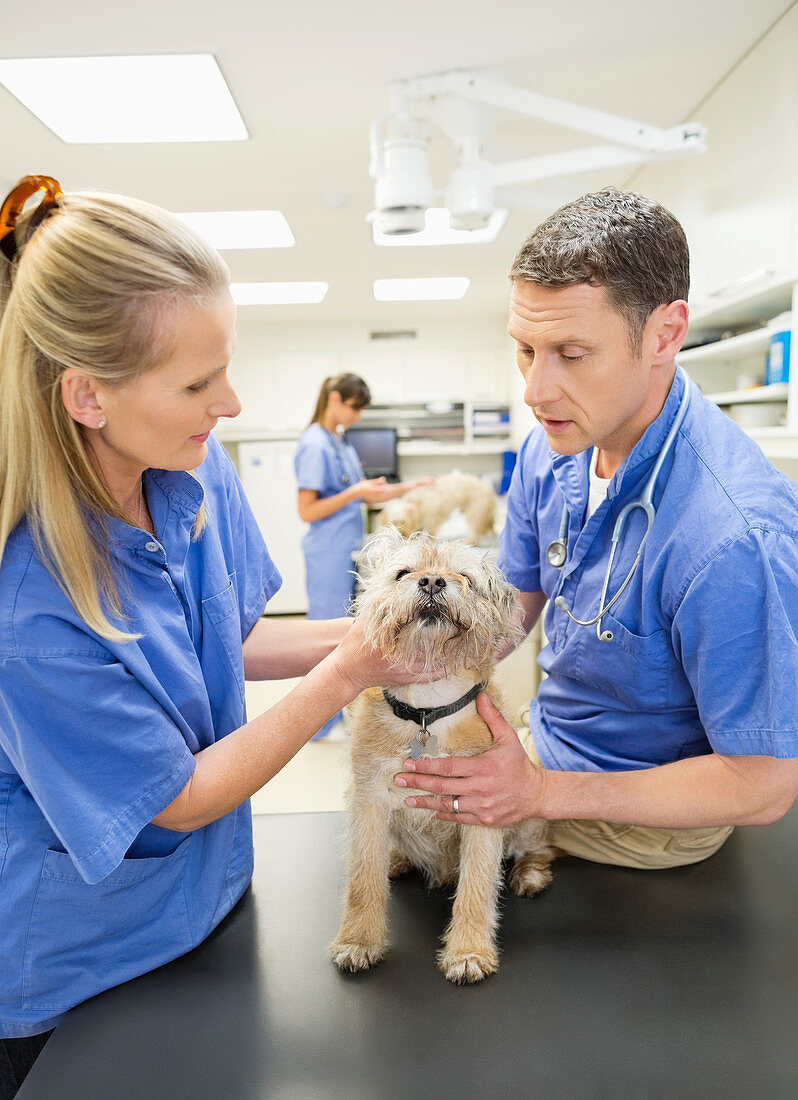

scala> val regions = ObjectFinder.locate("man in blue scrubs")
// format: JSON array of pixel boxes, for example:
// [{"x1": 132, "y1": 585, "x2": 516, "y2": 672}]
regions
[{"x1": 396, "y1": 188, "x2": 798, "y2": 867}]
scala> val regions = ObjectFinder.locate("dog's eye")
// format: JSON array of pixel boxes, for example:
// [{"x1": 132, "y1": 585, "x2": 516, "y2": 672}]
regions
[
  {"x1": 461, "y1": 573, "x2": 475, "y2": 587},
  {"x1": 395, "y1": 569, "x2": 411, "y2": 580}
]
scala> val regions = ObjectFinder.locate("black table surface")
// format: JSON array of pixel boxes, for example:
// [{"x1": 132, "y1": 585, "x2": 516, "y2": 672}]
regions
[{"x1": 20, "y1": 809, "x2": 798, "y2": 1099}]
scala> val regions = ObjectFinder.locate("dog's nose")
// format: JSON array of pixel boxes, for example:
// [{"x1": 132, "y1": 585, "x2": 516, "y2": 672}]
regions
[{"x1": 418, "y1": 574, "x2": 446, "y2": 592}]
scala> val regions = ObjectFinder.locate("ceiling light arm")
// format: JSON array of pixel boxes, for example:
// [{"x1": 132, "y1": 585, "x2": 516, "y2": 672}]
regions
[
  {"x1": 392, "y1": 70, "x2": 705, "y2": 156},
  {"x1": 487, "y1": 142, "x2": 696, "y2": 187}
]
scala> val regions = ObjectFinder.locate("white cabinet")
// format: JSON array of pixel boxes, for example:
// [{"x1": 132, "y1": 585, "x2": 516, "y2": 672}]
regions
[
  {"x1": 237, "y1": 440, "x2": 308, "y2": 615},
  {"x1": 680, "y1": 274, "x2": 798, "y2": 463}
]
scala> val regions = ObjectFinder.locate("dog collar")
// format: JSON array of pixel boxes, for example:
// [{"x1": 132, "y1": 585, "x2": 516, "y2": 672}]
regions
[
  {"x1": 382, "y1": 682, "x2": 486, "y2": 758},
  {"x1": 382, "y1": 682, "x2": 486, "y2": 728}
]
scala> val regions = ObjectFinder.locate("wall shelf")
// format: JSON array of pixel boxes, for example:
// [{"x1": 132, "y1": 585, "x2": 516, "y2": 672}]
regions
[
  {"x1": 216, "y1": 404, "x2": 513, "y2": 457},
  {"x1": 680, "y1": 324, "x2": 778, "y2": 365},
  {"x1": 682, "y1": 275, "x2": 798, "y2": 461},
  {"x1": 687, "y1": 273, "x2": 795, "y2": 341},
  {"x1": 704, "y1": 382, "x2": 788, "y2": 406},
  {"x1": 398, "y1": 440, "x2": 510, "y2": 457}
]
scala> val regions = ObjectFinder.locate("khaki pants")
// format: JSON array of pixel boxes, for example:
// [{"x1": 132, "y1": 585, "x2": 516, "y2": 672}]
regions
[{"x1": 518, "y1": 728, "x2": 733, "y2": 870}]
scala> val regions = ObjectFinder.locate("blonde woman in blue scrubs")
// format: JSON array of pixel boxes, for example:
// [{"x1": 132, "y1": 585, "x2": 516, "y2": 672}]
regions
[
  {"x1": 295, "y1": 373, "x2": 425, "y2": 738},
  {"x1": 0, "y1": 179, "x2": 429, "y2": 1096}
]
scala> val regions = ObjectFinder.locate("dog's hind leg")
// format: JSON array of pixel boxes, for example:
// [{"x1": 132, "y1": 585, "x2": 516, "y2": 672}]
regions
[
  {"x1": 330, "y1": 799, "x2": 392, "y2": 972},
  {"x1": 506, "y1": 819, "x2": 555, "y2": 896},
  {"x1": 437, "y1": 826, "x2": 505, "y2": 984},
  {"x1": 507, "y1": 850, "x2": 554, "y2": 896},
  {"x1": 388, "y1": 849, "x2": 413, "y2": 878}
]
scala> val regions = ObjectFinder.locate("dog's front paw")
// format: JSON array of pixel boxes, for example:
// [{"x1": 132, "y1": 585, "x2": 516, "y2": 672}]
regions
[
  {"x1": 438, "y1": 947, "x2": 499, "y2": 984},
  {"x1": 330, "y1": 939, "x2": 388, "y2": 973}
]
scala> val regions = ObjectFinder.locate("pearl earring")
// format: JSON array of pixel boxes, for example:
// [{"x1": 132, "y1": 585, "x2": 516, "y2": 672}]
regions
[{"x1": 97, "y1": 418, "x2": 106, "y2": 429}]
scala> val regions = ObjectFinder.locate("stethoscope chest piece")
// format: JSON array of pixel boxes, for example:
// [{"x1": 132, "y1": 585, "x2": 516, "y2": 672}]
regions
[{"x1": 546, "y1": 538, "x2": 568, "y2": 569}]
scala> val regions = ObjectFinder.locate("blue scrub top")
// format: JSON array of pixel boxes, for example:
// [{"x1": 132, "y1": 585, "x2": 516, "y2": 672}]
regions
[
  {"x1": 498, "y1": 368, "x2": 798, "y2": 773},
  {"x1": 294, "y1": 423, "x2": 365, "y2": 555},
  {"x1": 0, "y1": 434, "x2": 281, "y2": 1037}
]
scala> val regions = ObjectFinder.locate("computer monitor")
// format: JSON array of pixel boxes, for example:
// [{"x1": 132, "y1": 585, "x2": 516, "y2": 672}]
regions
[{"x1": 345, "y1": 427, "x2": 399, "y2": 481}]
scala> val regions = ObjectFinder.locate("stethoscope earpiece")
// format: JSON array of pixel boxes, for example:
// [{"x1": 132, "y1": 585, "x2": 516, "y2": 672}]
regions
[{"x1": 548, "y1": 375, "x2": 691, "y2": 644}]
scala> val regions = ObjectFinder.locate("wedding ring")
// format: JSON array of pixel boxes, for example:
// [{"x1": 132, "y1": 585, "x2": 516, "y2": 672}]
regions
[{"x1": 452, "y1": 796, "x2": 460, "y2": 815}]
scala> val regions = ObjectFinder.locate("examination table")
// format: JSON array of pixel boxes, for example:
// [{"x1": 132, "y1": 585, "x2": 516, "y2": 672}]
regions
[{"x1": 19, "y1": 809, "x2": 798, "y2": 1098}]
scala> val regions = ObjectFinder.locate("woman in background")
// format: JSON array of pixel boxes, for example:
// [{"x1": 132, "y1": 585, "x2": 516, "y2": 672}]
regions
[{"x1": 295, "y1": 374, "x2": 427, "y2": 737}]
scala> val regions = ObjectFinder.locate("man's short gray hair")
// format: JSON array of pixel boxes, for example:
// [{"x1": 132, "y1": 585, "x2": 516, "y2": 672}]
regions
[{"x1": 509, "y1": 187, "x2": 690, "y2": 354}]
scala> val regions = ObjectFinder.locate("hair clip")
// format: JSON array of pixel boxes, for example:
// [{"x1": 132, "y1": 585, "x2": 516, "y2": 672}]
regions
[{"x1": 0, "y1": 175, "x2": 63, "y2": 262}]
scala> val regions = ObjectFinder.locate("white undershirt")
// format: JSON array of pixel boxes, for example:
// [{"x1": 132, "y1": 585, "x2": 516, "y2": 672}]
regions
[{"x1": 586, "y1": 448, "x2": 612, "y2": 520}]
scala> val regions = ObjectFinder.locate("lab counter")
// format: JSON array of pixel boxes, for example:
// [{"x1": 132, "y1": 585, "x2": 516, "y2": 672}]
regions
[{"x1": 20, "y1": 809, "x2": 798, "y2": 1098}]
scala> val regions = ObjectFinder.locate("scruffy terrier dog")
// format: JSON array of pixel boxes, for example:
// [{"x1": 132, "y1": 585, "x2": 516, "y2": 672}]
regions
[
  {"x1": 379, "y1": 471, "x2": 497, "y2": 544},
  {"x1": 330, "y1": 527, "x2": 553, "y2": 984}
]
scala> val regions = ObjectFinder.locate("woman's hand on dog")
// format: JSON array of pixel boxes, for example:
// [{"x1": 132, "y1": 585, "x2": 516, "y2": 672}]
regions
[
  {"x1": 327, "y1": 617, "x2": 443, "y2": 696},
  {"x1": 355, "y1": 476, "x2": 436, "y2": 506},
  {"x1": 394, "y1": 693, "x2": 547, "y2": 827}
]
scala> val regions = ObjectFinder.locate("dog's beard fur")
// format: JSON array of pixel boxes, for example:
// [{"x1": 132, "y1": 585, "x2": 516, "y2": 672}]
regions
[{"x1": 352, "y1": 527, "x2": 524, "y2": 678}]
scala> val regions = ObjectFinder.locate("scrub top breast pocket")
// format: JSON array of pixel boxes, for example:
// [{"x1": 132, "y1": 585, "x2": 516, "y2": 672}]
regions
[
  {"x1": 574, "y1": 609, "x2": 670, "y2": 711},
  {"x1": 201, "y1": 572, "x2": 245, "y2": 705}
]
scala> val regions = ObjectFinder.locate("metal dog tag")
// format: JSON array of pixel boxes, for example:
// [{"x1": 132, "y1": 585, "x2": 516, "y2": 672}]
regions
[{"x1": 410, "y1": 733, "x2": 439, "y2": 759}]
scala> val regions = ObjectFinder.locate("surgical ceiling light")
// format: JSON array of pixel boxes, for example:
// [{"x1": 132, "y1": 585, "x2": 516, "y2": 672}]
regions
[
  {"x1": 368, "y1": 70, "x2": 706, "y2": 237},
  {"x1": 372, "y1": 207, "x2": 508, "y2": 246}
]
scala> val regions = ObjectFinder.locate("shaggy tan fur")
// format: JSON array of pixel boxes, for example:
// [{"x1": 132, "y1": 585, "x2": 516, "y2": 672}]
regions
[
  {"x1": 330, "y1": 527, "x2": 553, "y2": 984},
  {"x1": 378, "y1": 471, "x2": 497, "y2": 544}
]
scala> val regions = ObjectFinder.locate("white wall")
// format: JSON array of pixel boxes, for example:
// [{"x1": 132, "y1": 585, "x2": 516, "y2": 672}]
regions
[
  {"x1": 229, "y1": 314, "x2": 519, "y2": 436},
  {"x1": 627, "y1": 6, "x2": 798, "y2": 304}
]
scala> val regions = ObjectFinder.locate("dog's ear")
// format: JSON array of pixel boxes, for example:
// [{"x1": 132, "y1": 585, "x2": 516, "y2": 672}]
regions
[
  {"x1": 477, "y1": 553, "x2": 527, "y2": 647},
  {"x1": 355, "y1": 525, "x2": 405, "y2": 577}
]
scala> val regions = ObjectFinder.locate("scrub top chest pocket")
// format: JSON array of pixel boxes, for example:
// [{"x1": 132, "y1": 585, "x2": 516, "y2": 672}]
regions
[
  {"x1": 201, "y1": 573, "x2": 245, "y2": 704},
  {"x1": 573, "y1": 609, "x2": 670, "y2": 711}
]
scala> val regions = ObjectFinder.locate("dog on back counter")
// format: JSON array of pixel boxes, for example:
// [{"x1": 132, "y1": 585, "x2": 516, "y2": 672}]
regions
[
  {"x1": 378, "y1": 471, "x2": 497, "y2": 544},
  {"x1": 330, "y1": 526, "x2": 554, "y2": 984}
]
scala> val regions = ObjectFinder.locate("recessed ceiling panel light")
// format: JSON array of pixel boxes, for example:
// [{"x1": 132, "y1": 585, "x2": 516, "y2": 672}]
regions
[
  {"x1": 373, "y1": 208, "x2": 508, "y2": 246},
  {"x1": 0, "y1": 54, "x2": 247, "y2": 143},
  {"x1": 176, "y1": 211, "x2": 295, "y2": 249},
  {"x1": 373, "y1": 277, "x2": 470, "y2": 302},
  {"x1": 231, "y1": 282, "x2": 328, "y2": 305}
]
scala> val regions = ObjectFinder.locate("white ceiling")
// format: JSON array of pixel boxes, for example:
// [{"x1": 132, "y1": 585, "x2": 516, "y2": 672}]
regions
[{"x1": 1, "y1": 0, "x2": 794, "y2": 327}]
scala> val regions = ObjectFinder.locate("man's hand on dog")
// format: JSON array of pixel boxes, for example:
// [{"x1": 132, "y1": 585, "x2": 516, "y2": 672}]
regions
[{"x1": 394, "y1": 693, "x2": 546, "y2": 827}]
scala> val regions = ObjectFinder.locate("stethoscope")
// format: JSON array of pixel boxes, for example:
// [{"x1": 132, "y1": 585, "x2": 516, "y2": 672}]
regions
[
  {"x1": 548, "y1": 376, "x2": 691, "y2": 644},
  {"x1": 328, "y1": 429, "x2": 354, "y2": 486}
]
